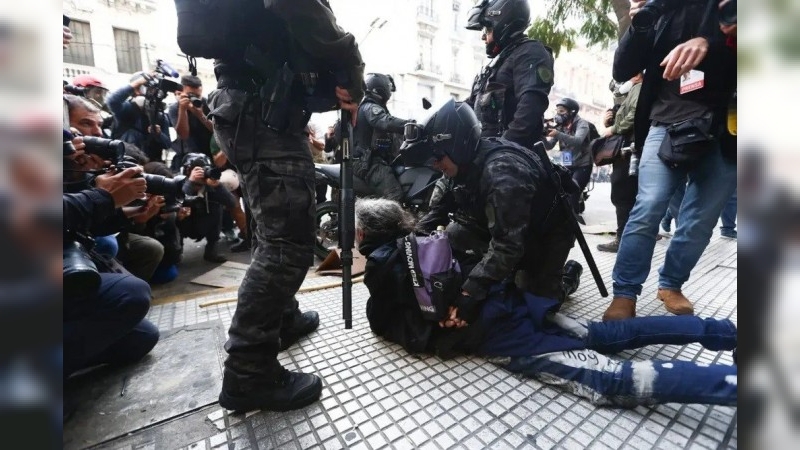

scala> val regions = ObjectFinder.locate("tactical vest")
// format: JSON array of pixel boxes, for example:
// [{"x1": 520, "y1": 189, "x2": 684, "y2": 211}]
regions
[
  {"x1": 470, "y1": 41, "x2": 526, "y2": 137},
  {"x1": 353, "y1": 97, "x2": 395, "y2": 159}
]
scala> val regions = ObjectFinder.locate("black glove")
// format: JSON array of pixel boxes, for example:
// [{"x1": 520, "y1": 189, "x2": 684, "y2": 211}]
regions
[{"x1": 455, "y1": 292, "x2": 481, "y2": 324}]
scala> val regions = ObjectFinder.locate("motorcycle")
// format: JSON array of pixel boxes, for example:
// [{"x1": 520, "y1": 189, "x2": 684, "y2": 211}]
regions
[{"x1": 313, "y1": 162, "x2": 441, "y2": 259}]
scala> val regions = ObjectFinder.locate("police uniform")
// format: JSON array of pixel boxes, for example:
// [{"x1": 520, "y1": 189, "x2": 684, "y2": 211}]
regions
[
  {"x1": 467, "y1": 37, "x2": 554, "y2": 149},
  {"x1": 208, "y1": 0, "x2": 364, "y2": 384},
  {"x1": 418, "y1": 138, "x2": 576, "y2": 303},
  {"x1": 353, "y1": 95, "x2": 406, "y2": 202}
]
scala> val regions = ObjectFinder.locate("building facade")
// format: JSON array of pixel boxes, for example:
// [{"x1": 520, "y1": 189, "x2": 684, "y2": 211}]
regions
[{"x1": 62, "y1": 0, "x2": 215, "y2": 92}]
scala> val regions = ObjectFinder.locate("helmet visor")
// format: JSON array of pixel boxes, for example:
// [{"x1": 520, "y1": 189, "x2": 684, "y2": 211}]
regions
[
  {"x1": 465, "y1": 1, "x2": 488, "y2": 30},
  {"x1": 403, "y1": 122, "x2": 424, "y2": 143}
]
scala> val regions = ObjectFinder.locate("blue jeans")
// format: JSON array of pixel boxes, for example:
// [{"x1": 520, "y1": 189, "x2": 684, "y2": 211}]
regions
[
  {"x1": 661, "y1": 179, "x2": 686, "y2": 228},
  {"x1": 500, "y1": 314, "x2": 737, "y2": 406},
  {"x1": 720, "y1": 189, "x2": 737, "y2": 231},
  {"x1": 612, "y1": 126, "x2": 737, "y2": 299},
  {"x1": 63, "y1": 273, "x2": 160, "y2": 377}
]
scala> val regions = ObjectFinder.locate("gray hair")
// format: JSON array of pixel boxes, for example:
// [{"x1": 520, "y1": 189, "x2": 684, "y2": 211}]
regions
[
  {"x1": 355, "y1": 198, "x2": 416, "y2": 241},
  {"x1": 63, "y1": 94, "x2": 100, "y2": 115}
]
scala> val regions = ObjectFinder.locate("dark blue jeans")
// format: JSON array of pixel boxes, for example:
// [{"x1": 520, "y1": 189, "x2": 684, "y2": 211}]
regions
[
  {"x1": 499, "y1": 314, "x2": 737, "y2": 406},
  {"x1": 720, "y1": 189, "x2": 737, "y2": 232},
  {"x1": 63, "y1": 273, "x2": 160, "y2": 378}
]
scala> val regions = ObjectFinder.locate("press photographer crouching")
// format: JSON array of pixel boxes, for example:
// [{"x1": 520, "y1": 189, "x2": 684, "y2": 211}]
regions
[
  {"x1": 63, "y1": 145, "x2": 161, "y2": 379},
  {"x1": 65, "y1": 95, "x2": 169, "y2": 281},
  {"x1": 180, "y1": 153, "x2": 236, "y2": 263}
]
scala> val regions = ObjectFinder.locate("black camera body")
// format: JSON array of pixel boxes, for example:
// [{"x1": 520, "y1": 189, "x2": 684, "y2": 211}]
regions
[
  {"x1": 63, "y1": 236, "x2": 101, "y2": 298},
  {"x1": 186, "y1": 92, "x2": 204, "y2": 109},
  {"x1": 182, "y1": 153, "x2": 222, "y2": 181}
]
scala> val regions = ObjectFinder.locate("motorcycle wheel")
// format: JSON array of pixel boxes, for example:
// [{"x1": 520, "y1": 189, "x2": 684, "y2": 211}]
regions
[{"x1": 315, "y1": 201, "x2": 339, "y2": 260}]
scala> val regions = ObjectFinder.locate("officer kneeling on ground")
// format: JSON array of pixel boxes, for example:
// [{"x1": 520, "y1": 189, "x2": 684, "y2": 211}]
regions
[
  {"x1": 353, "y1": 73, "x2": 411, "y2": 202},
  {"x1": 402, "y1": 99, "x2": 583, "y2": 316},
  {"x1": 355, "y1": 197, "x2": 738, "y2": 407}
]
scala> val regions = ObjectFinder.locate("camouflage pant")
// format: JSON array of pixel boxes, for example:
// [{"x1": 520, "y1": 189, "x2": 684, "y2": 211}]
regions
[
  {"x1": 354, "y1": 157, "x2": 403, "y2": 202},
  {"x1": 212, "y1": 89, "x2": 314, "y2": 379},
  {"x1": 447, "y1": 216, "x2": 575, "y2": 303}
]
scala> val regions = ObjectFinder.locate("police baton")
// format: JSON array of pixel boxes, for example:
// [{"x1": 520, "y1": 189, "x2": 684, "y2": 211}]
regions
[
  {"x1": 532, "y1": 141, "x2": 608, "y2": 297},
  {"x1": 339, "y1": 108, "x2": 355, "y2": 329}
]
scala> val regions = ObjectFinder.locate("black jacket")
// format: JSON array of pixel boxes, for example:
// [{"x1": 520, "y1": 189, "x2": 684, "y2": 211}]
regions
[
  {"x1": 467, "y1": 38, "x2": 554, "y2": 149},
  {"x1": 353, "y1": 95, "x2": 407, "y2": 159},
  {"x1": 418, "y1": 138, "x2": 566, "y2": 301},
  {"x1": 614, "y1": 0, "x2": 736, "y2": 155},
  {"x1": 63, "y1": 189, "x2": 121, "y2": 237}
]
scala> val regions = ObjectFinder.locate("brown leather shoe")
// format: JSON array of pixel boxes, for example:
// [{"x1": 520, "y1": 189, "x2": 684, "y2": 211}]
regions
[
  {"x1": 602, "y1": 297, "x2": 636, "y2": 321},
  {"x1": 657, "y1": 288, "x2": 694, "y2": 315}
]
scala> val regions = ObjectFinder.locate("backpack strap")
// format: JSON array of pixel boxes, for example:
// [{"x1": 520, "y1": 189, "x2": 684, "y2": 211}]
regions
[{"x1": 401, "y1": 233, "x2": 424, "y2": 289}]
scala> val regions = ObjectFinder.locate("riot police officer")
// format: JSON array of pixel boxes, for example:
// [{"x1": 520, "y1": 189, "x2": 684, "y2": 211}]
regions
[
  {"x1": 208, "y1": 0, "x2": 364, "y2": 412},
  {"x1": 465, "y1": 0, "x2": 555, "y2": 149},
  {"x1": 402, "y1": 100, "x2": 580, "y2": 320},
  {"x1": 353, "y1": 73, "x2": 409, "y2": 202}
]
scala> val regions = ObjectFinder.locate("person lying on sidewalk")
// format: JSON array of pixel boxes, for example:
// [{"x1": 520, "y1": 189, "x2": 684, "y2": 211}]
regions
[{"x1": 356, "y1": 198, "x2": 737, "y2": 407}]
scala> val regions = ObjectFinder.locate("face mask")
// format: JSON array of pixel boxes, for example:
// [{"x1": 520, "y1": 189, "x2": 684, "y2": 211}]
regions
[
  {"x1": 555, "y1": 113, "x2": 569, "y2": 125},
  {"x1": 618, "y1": 80, "x2": 634, "y2": 95}
]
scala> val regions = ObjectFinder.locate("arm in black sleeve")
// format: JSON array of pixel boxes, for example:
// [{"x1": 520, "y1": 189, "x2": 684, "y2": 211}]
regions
[
  {"x1": 461, "y1": 156, "x2": 537, "y2": 301},
  {"x1": 266, "y1": 0, "x2": 365, "y2": 101},
  {"x1": 63, "y1": 189, "x2": 116, "y2": 233},
  {"x1": 613, "y1": 26, "x2": 656, "y2": 82},
  {"x1": 106, "y1": 85, "x2": 138, "y2": 126},
  {"x1": 364, "y1": 105, "x2": 407, "y2": 134},
  {"x1": 503, "y1": 45, "x2": 553, "y2": 146}
]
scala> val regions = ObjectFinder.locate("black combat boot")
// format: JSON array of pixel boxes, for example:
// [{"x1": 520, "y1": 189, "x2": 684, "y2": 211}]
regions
[
  {"x1": 219, "y1": 368, "x2": 322, "y2": 412},
  {"x1": 204, "y1": 242, "x2": 227, "y2": 263},
  {"x1": 280, "y1": 310, "x2": 320, "y2": 351},
  {"x1": 562, "y1": 260, "x2": 583, "y2": 297}
]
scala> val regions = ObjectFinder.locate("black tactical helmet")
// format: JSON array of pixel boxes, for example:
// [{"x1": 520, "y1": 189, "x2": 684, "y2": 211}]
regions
[
  {"x1": 556, "y1": 98, "x2": 580, "y2": 115},
  {"x1": 465, "y1": 0, "x2": 530, "y2": 48},
  {"x1": 365, "y1": 73, "x2": 396, "y2": 104},
  {"x1": 400, "y1": 99, "x2": 481, "y2": 168}
]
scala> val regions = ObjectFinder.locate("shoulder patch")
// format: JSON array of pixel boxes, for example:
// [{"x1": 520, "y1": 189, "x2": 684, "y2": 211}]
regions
[
  {"x1": 537, "y1": 66, "x2": 554, "y2": 85},
  {"x1": 371, "y1": 105, "x2": 384, "y2": 116}
]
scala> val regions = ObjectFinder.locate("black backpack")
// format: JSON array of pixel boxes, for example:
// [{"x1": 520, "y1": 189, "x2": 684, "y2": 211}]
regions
[{"x1": 174, "y1": 0, "x2": 257, "y2": 63}]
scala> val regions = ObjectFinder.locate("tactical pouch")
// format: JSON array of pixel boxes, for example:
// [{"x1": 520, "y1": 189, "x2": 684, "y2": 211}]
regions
[
  {"x1": 430, "y1": 269, "x2": 460, "y2": 320},
  {"x1": 258, "y1": 63, "x2": 295, "y2": 133},
  {"x1": 476, "y1": 82, "x2": 506, "y2": 137}
]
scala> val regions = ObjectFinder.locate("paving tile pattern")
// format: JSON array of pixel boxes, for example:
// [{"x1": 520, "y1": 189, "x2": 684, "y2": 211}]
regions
[{"x1": 108, "y1": 233, "x2": 737, "y2": 450}]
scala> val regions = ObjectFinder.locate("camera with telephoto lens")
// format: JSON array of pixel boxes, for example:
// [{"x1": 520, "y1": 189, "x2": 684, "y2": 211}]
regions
[
  {"x1": 631, "y1": 0, "x2": 683, "y2": 30},
  {"x1": 63, "y1": 236, "x2": 101, "y2": 298},
  {"x1": 81, "y1": 136, "x2": 126, "y2": 162},
  {"x1": 182, "y1": 153, "x2": 222, "y2": 181},
  {"x1": 114, "y1": 156, "x2": 188, "y2": 211}
]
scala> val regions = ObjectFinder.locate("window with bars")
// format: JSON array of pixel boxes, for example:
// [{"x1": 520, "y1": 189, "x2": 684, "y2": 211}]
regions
[
  {"x1": 63, "y1": 20, "x2": 94, "y2": 66},
  {"x1": 113, "y1": 28, "x2": 142, "y2": 74}
]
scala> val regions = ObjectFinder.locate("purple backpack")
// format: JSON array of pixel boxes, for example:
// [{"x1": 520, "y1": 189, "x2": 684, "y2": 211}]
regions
[{"x1": 399, "y1": 229, "x2": 461, "y2": 321}]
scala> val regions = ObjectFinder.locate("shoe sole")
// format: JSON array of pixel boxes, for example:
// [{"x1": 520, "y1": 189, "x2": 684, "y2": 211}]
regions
[{"x1": 218, "y1": 383, "x2": 322, "y2": 413}]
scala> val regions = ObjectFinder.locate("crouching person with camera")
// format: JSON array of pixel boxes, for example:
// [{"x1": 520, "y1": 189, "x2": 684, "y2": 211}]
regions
[
  {"x1": 63, "y1": 167, "x2": 159, "y2": 379},
  {"x1": 356, "y1": 198, "x2": 737, "y2": 407},
  {"x1": 181, "y1": 153, "x2": 236, "y2": 263}
]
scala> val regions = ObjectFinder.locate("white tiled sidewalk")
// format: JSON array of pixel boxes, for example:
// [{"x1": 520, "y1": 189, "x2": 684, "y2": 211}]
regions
[{"x1": 103, "y1": 232, "x2": 737, "y2": 450}]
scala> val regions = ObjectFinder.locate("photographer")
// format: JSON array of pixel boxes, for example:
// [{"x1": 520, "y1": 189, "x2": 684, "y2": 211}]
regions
[
  {"x1": 597, "y1": 74, "x2": 643, "y2": 253},
  {"x1": 168, "y1": 75, "x2": 213, "y2": 170},
  {"x1": 180, "y1": 153, "x2": 234, "y2": 263},
  {"x1": 602, "y1": 0, "x2": 737, "y2": 321},
  {"x1": 107, "y1": 72, "x2": 173, "y2": 163},
  {"x1": 543, "y1": 98, "x2": 593, "y2": 223},
  {"x1": 65, "y1": 95, "x2": 166, "y2": 281},
  {"x1": 63, "y1": 167, "x2": 159, "y2": 379}
]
